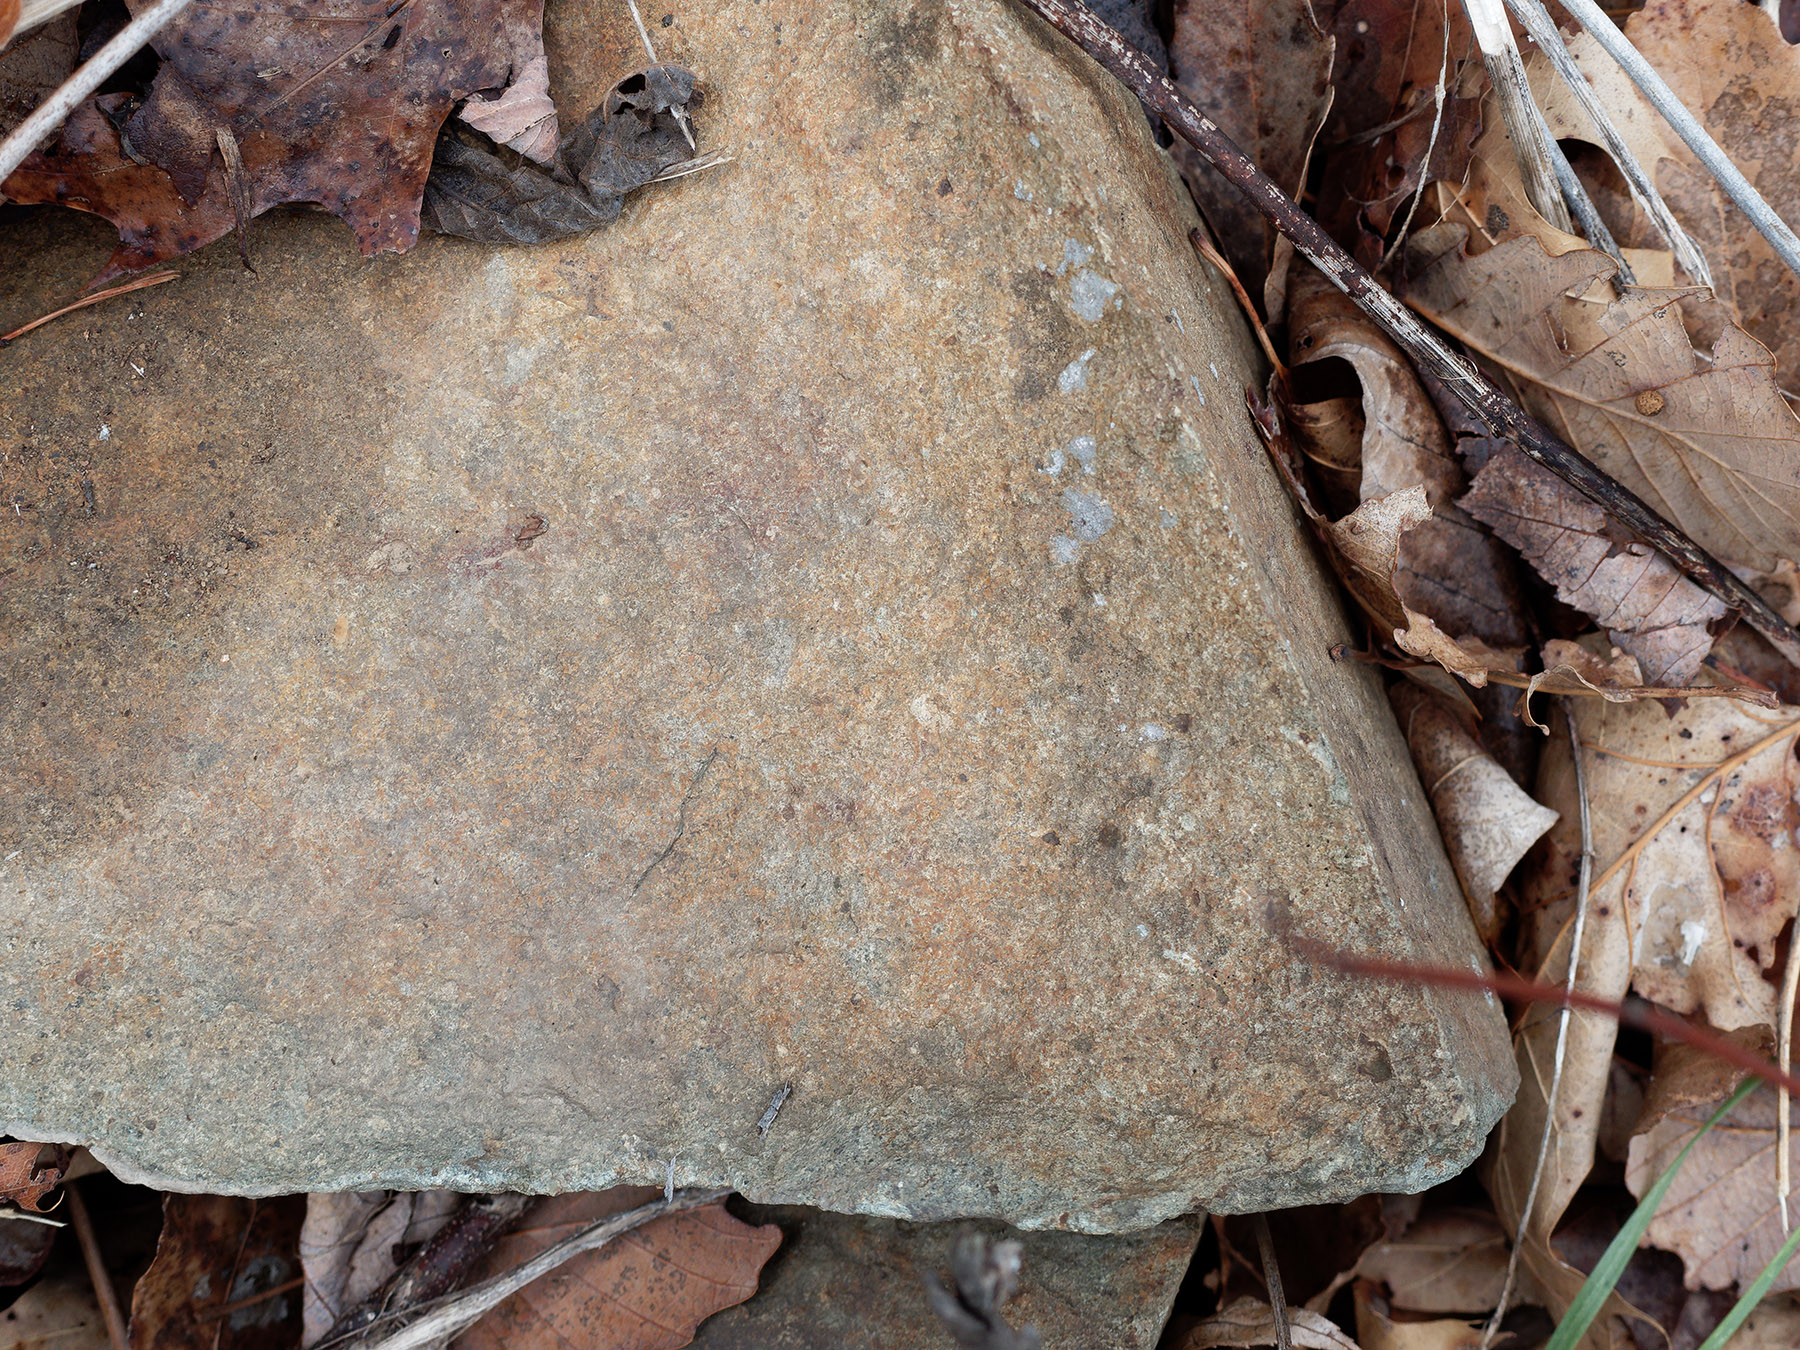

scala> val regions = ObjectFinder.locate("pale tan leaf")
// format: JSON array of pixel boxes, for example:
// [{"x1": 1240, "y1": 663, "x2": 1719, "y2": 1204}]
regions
[
  {"x1": 0, "y1": 1267, "x2": 110, "y2": 1350},
  {"x1": 1509, "y1": 639, "x2": 1776, "y2": 730},
  {"x1": 1404, "y1": 224, "x2": 1800, "y2": 575},
  {"x1": 459, "y1": 52, "x2": 559, "y2": 164},
  {"x1": 299, "y1": 1190, "x2": 460, "y2": 1347},
  {"x1": 1391, "y1": 683, "x2": 1559, "y2": 938},
  {"x1": 1719, "y1": 1293, "x2": 1800, "y2": 1347},
  {"x1": 1352, "y1": 1283, "x2": 1481, "y2": 1350},
  {"x1": 1353, "y1": 1207, "x2": 1508, "y2": 1315},
  {"x1": 1461, "y1": 446, "x2": 1729, "y2": 683},
  {"x1": 1179, "y1": 1296, "x2": 1362, "y2": 1350},
  {"x1": 1627, "y1": 1084, "x2": 1800, "y2": 1293},
  {"x1": 1393, "y1": 606, "x2": 1519, "y2": 687},
  {"x1": 1324, "y1": 486, "x2": 1434, "y2": 635}
]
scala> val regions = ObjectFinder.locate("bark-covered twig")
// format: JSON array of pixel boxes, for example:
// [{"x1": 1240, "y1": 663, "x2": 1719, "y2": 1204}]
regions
[
  {"x1": 1250, "y1": 1215, "x2": 1293, "y2": 1350},
  {"x1": 1009, "y1": 0, "x2": 1800, "y2": 669}
]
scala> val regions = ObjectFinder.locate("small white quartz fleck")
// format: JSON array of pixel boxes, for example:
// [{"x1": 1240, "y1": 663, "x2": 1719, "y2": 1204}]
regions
[{"x1": 1057, "y1": 348, "x2": 1098, "y2": 394}]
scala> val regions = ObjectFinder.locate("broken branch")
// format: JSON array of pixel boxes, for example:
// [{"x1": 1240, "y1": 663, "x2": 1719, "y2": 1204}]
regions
[{"x1": 1009, "y1": 0, "x2": 1800, "y2": 669}]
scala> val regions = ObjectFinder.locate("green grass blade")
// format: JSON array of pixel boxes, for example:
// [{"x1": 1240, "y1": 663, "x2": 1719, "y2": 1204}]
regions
[
  {"x1": 1694, "y1": 1174, "x2": 1800, "y2": 1349},
  {"x1": 1546, "y1": 1077, "x2": 1759, "y2": 1350}
]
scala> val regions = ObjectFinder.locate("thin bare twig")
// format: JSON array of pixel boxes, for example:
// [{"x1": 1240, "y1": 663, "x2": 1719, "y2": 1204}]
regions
[
  {"x1": 341, "y1": 1188, "x2": 731, "y2": 1350},
  {"x1": 1480, "y1": 699, "x2": 1594, "y2": 1350},
  {"x1": 1251, "y1": 1214, "x2": 1293, "y2": 1350},
  {"x1": 0, "y1": 0, "x2": 197, "y2": 183},
  {"x1": 1503, "y1": 0, "x2": 1712, "y2": 286},
  {"x1": 1781, "y1": 916, "x2": 1800, "y2": 1235},
  {"x1": 623, "y1": 0, "x2": 694, "y2": 150},
  {"x1": 1463, "y1": 0, "x2": 1573, "y2": 231},
  {"x1": 1008, "y1": 0, "x2": 1800, "y2": 669},
  {"x1": 1550, "y1": 0, "x2": 1800, "y2": 286},
  {"x1": 65, "y1": 1183, "x2": 128, "y2": 1350},
  {"x1": 1380, "y1": 0, "x2": 1452, "y2": 271}
]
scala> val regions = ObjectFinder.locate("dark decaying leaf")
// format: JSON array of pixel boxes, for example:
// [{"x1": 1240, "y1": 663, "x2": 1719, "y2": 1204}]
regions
[
  {"x1": 0, "y1": 1213, "x2": 56, "y2": 1288},
  {"x1": 128, "y1": 1194, "x2": 308, "y2": 1350},
  {"x1": 421, "y1": 65, "x2": 699, "y2": 245},
  {"x1": 923, "y1": 1232, "x2": 1044, "y2": 1350},
  {"x1": 0, "y1": 1140, "x2": 69, "y2": 1212},
  {"x1": 452, "y1": 1188, "x2": 782, "y2": 1350},
  {"x1": 1167, "y1": 0, "x2": 1335, "y2": 301},
  {"x1": 1460, "y1": 446, "x2": 1728, "y2": 685}
]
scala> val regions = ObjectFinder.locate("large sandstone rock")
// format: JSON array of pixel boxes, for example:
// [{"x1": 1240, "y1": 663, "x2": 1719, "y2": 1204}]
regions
[{"x1": 0, "y1": 0, "x2": 1514, "y2": 1229}]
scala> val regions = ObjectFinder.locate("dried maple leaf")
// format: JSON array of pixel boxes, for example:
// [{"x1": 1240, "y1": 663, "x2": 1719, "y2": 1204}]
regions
[
  {"x1": 1402, "y1": 223, "x2": 1800, "y2": 576},
  {"x1": 1390, "y1": 682, "x2": 1557, "y2": 940},
  {"x1": 1461, "y1": 446, "x2": 1729, "y2": 684},
  {"x1": 1627, "y1": 1083, "x2": 1800, "y2": 1293},
  {"x1": 1168, "y1": 0, "x2": 1334, "y2": 299},
  {"x1": 0, "y1": 1140, "x2": 67, "y2": 1212},
  {"x1": 454, "y1": 1188, "x2": 780, "y2": 1350},
  {"x1": 3, "y1": 0, "x2": 549, "y2": 275},
  {"x1": 129, "y1": 1194, "x2": 308, "y2": 1350}
]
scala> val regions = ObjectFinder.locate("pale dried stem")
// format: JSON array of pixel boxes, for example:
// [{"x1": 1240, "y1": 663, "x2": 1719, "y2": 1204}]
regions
[
  {"x1": 1479, "y1": 699, "x2": 1593, "y2": 1350},
  {"x1": 346, "y1": 1188, "x2": 732, "y2": 1350},
  {"x1": 1251, "y1": 1213, "x2": 1293, "y2": 1350},
  {"x1": 0, "y1": 0, "x2": 196, "y2": 184},
  {"x1": 1503, "y1": 0, "x2": 1712, "y2": 287},
  {"x1": 1781, "y1": 936, "x2": 1799, "y2": 1234},
  {"x1": 66, "y1": 1183, "x2": 129, "y2": 1350},
  {"x1": 1551, "y1": 0, "x2": 1800, "y2": 286},
  {"x1": 1380, "y1": 0, "x2": 1452, "y2": 271},
  {"x1": 1462, "y1": 0, "x2": 1573, "y2": 231}
]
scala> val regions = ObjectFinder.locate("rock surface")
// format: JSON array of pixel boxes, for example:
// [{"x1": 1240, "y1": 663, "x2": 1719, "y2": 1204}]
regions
[
  {"x1": 692, "y1": 1206, "x2": 1199, "y2": 1349},
  {"x1": 0, "y1": 0, "x2": 1514, "y2": 1228}
]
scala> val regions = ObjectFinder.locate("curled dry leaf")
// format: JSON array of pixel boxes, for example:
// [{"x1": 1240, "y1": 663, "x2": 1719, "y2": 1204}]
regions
[
  {"x1": 1390, "y1": 682, "x2": 1558, "y2": 939},
  {"x1": 129, "y1": 1195, "x2": 307, "y2": 1350},
  {"x1": 454, "y1": 1188, "x2": 781, "y2": 1350},
  {"x1": 1626, "y1": 1084, "x2": 1800, "y2": 1293},
  {"x1": 1178, "y1": 1296, "x2": 1361, "y2": 1350},
  {"x1": 0, "y1": 1140, "x2": 67, "y2": 1212},
  {"x1": 459, "y1": 51, "x2": 558, "y2": 164},
  {"x1": 1462, "y1": 447, "x2": 1729, "y2": 684},
  {"x1": 1402, "y1": 223, "x2": 1800, "y2": 577},
  {"x1": 298, "y1": 1190, "x2": 460, "y2": 1348},
  {"x1": 1168, "y1": 0, "x2": 1334, "y2": 299},
  {"x1": 1287, "y1": 266, "x2": 1531, "y2": 651},
  {"x1": 1352, "y1": 1207, "x2": 1507, "y2": 1316}
]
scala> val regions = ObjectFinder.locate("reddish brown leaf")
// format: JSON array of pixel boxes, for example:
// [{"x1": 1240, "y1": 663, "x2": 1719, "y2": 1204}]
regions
[
  {"x1": 128, "y1": 1194, "x2": 307, "y2": 1350},
  {"x1": 3, "y1": 0, "x2": 546, "y2": 275},
  {"x1": 0, "y1": 1140, "x2": 68, "y2": 1213},
  {"x1": 1168, "y1": 0, "x2": 1335, "y2": 299},
  {"x1": 456, "y1": 1189, "x2": 781, "y2": 1350}
]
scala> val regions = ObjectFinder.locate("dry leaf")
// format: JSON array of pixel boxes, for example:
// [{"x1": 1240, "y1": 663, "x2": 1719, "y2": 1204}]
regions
[
  {"x1": 1319, "y1": 0, "x2": 1483, "y2": 249},
  {"x1": 299, "y1": 1190, "x2": 460, "y2": 1347},
  {"x1": 1179, "y1": 1296, "x2": 1362, "y2": 1350},
  {"x1": 1169, "y1": 0, "x2": 1334, "y2": 297},
  {"x1": 1288, "y1": 266, "x2": 1531, "y2": 650},
  {"x1": 130, "y1": 1194, "x2": 307, "y2": 1350},
  {"x1": 1462, "y1": 447, "x2": 1730, "y2": 684},
  {"x1": 1626, "y1": 1083, "x2": 1800, "y2": 1293},
  {"x1": 458, "y1": 49, "x2": 558, "y2": 164},
  {"x1": 0, "y1": 1213, "x2": 56, "y2": 1288},
  {"x1": 454, "y1": 1188, "x2": 781, "y2": 1350},
  {"x1": 1352, "y1": 1283, "x2": 1481, "y2": 1350},
  {"x1": 1534, "y1": 0, "x2": 1800, "y2": 389},
  {"x1": 1390, "y1": 682, "x2": 1559, "y2": 938},
  {"x1": 1719, "y1": 1293, "x2": 1800, "y2": 1347},
  {"x1": 0, "y1": 1266, "x2": 110, "y2": 1350},
  {"x1": 0, "y1": 1141, "x2": 66, "y2": 1213},
  {"x1": 1403, "y1": 224, "x2": 1800, "y2": 576},
  {"x1": 1353, "y1": 1207, "x2": 1507, "y2": 1315},
  {"x1": 3, "y1": 0, "x2": 548, "y2": 274}
]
